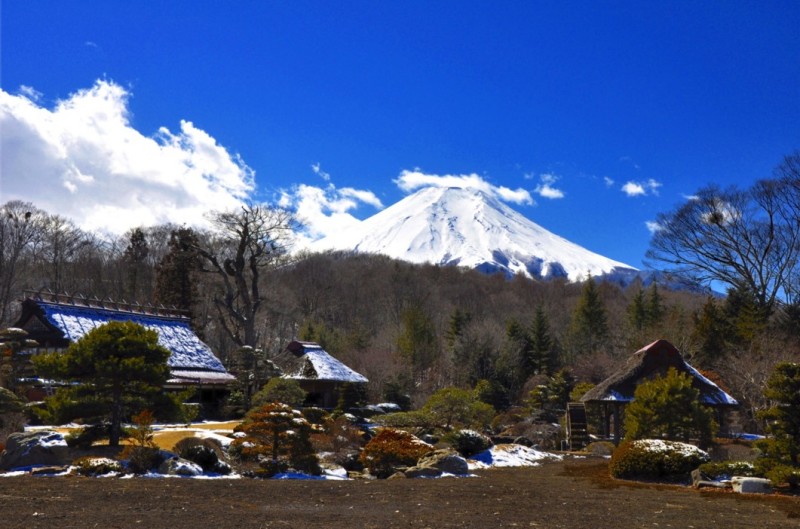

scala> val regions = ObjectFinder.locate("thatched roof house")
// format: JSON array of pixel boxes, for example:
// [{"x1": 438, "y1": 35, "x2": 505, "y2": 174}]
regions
[
  {"x1": 579, "y1": 339, "x2": 739, "y2": 443},
  {"x1": 12, "y1": 294, "x2": 235, "y2": 396},
  {"x1": 281, "y1": 341, "x2": 368, "y2": 409}
]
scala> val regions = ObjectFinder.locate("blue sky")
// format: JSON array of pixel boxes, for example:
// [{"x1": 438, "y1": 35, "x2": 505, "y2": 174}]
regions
[{"x1": 1, "y1": 1, "x2": 798, "y2": 268}]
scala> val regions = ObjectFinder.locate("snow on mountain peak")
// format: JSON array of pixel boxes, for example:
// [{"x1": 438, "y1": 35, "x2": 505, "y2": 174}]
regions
[{"x1": 311, "y1": 186, "x2": 639, "y2": 282}]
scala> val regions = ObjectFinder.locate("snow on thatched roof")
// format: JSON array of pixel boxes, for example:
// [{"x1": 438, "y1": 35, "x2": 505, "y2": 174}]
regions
[
  {"x1": 579, "y1": 339, "x2": 737, "y2": 406},
  {"x1": 284, "y1": 341, "x2": 368, "y2": 383},
  {"x1": 22, "y1": 298, "x2": 232, "y2": 380}
]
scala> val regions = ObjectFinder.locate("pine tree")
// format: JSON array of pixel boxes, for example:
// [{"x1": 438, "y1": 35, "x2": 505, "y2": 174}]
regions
[
  {"x1": 33, "y1": 321, "x2": 183, "y2": 446},
  {"x1": 528, "y1": 306, "x2": 556, "y2": 376},
  {"x1": 646, "y1": 282, "x2": 666, "y2": 326},
  {"x1": 627, "y1": 287, "x2": 648, "y2": 332},
  {"x1": 154, "y1": 227, "x2": 200, "y2": 314},
  {"x1": 757, "y1": 363, "x2": 800, "y2": 468},
  {"x1": 691, "y1": 298, "x2": 729, "y2": 364},
  {"x1": 623, "y1": 368, "x2": 717, "y2": 446},
  {"x1": 569, "y1": 276, "x2": 610, "y2": 354},
  {"x1": 397, "y1": 305, "x2": 437, "y2": 378},
  {"x1": 123, "y1": 227, "x2": 150, "y2": 301}
]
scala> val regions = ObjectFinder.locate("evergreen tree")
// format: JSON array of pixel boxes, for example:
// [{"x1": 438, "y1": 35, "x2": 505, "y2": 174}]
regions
[
  {"x1": 691, "y1": 298, "x2": 729, "y2": 364},
  {"x1": 623, "y1": 368, "x2": 717, "y2": 446},
  {"x1": 569, "y1": 276, "x2": 610, "y2": 354},
  {"x1": 528, "y1": 306, "x2": 556, "y2": 376},
  {"x1": 397, "y1": 305, "x2": 437, "y2": 378},
  {"x1": 757, "y1": 363, "x2": 800, "y2": 468},
  {"x1": 33, "y1": 321, "x2": 183, "y2": 446},
  {"x1": 251, "y1": 377, "x2": 307, "y2": 409},
  {"x1": 123, "y1": 227, "x2": 150, "y2": 301},
  {"x1": 646, "y1": 282, "x2": 666, "y2": 326},
  {"x1": 627, "y1": 287, "x2": 648, "y2": 332},
  {"x1": 154, "y1": 227, "x2": 201, "y2": 314},
  {"x1": 445, "y1": 308, "x2": 471, "y2": 350}
]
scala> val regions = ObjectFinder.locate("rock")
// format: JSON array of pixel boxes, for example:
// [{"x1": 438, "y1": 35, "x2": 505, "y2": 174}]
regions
[
  {"x1": 0, "y1": 431, "x2": 69, "y2": 470},
  {"x1": 731, "y1": 476, "x2": 772, "y2": 494},
  {"x1": 387, "y1": 471, "x2": 408, "y2": 479},
  {"x1": 403, "y1": 466, "x2": 442, "y2": 478},
  {"x1": 158, "y1": 456, "x2": 203, "y2": 476},
  {"x1": 691, "y1": 468, "x2": 731, "y2": 489},
  {"x1": 416, "y1": 449, "x2": 469, "y2": 475},
  {"x1": 30, "y1": 465, "x2": 71, "y2": 476}
]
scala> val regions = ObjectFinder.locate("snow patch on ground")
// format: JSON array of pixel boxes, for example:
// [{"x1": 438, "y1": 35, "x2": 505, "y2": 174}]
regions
[{"x1": 468, "y1": 444, "x2": 563, "y2": 469}]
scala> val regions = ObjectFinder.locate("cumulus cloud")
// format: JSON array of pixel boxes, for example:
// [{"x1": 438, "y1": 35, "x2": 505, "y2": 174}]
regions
[
  {"x1": 534, "y1": 173, "x2": 565, "y2": 199},
  {"x1": 0, "y1": 80, "x2": 253, "y2": 235},
  {"x1": 279, "y1": 182, "x2": 384, "y2": 248},
  {"x1": 395, "y1": 169, "x2": 534, "y2": 206},
  {"x1": 311, "y1": 162, "x2": 330, "y2": 181},
  {"x1": 621, "y1": 179, "x2": 662, "y2": 197},
  {"x1": 645, "y1": 221, "x2": 663, "y2": 234}
]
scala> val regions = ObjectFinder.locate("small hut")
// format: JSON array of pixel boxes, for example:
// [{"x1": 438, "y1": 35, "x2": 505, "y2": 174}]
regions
[
  {"x1": 11, "y1": 293, "x2": 235, "y2": 405},
  {"x1": 578, "y1": 339, "x2": 739, "y2": 444},
  {"x1": 281, "y1": 341, "x2": 368, "y2": 409}
]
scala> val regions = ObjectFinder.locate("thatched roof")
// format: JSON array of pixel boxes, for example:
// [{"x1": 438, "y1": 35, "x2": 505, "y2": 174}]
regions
[
  {"x1": 282, "y1": 341, "x2": 368, "y2": 383},
  {"x1": 579, "y1": 339, "x2": 737, "y2": 406}
]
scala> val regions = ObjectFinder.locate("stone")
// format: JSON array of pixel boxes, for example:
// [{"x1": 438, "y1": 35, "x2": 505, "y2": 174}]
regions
[
  {"x1": 403, "y1": 466, "x2": 442, "y2": 478},
  {"x1": 731, "y1": 476, "x2": 772, "y2": 494},
  {"x1": 158, "y1": 456, "x2": 203, "y2": 476},
  {"x1": 0, "y1": 431, "x2": 69, "y2": 470},
  {"x1": 416, "y1": 449, "x2": 469, "y2": 475}
]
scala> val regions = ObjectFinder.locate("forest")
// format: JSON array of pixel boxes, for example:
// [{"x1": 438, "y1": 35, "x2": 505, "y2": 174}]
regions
[{"x1": 1, "y1": 152, "x2": 799, "y2": 432}]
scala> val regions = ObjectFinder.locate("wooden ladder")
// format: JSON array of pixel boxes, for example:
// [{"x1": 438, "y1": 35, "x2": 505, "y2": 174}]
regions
[{"x1": 566, "y1": 402, "x2": 590, "y2": 450}]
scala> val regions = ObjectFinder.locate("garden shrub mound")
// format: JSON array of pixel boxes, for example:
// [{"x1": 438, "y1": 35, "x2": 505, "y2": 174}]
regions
[
  {"x1": 360, "y1": 428, "x2": 433, "y2": 478},
  {"x1": 610, "y1": 439, "x2": 709, "y2": 482}
]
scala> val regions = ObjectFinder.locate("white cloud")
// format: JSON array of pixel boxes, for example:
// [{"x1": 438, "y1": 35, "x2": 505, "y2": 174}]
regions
[
  {"x1": 395, "y1": 169, "x2": 534, "y2": 206},
  {"x1": 622, "y1": 178, "x2": 662, "y2": 197},
  {"x1": 534, "y1": 173, "x2": 565, "y2": 199},
  {"x1": 280, "y1": 183, "x2": 383, "y2": 248},
  {"x1": 604, "y1": 176, "x2": 615, "y2": 187},
  {"x1": 0, "y1": 80, "x2": 253, "y2": 235},
  {"x1": 18, "y1": 85, "x2": 43, "y2": 102},
  {"x1": 311, "y1": 162, "x2": 330, "y2": 181},
  {"x1": 645, "y1": 221, "x2": 662, "y2": 234}
]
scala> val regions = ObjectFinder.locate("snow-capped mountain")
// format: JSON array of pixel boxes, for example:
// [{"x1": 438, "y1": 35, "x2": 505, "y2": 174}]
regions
[{"x1": 312, "y1": 186, "x2": 641, "y2": 283}]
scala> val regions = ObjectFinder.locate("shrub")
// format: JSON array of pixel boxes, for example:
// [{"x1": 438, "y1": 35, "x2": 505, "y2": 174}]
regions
[
  {"x1": 610, "y1": 439, "x2": 710, "y2": 482},
  {"x1": 698, "y1": 460, "x2": 757, "y2": 480},
  {"x1": 360, "y1": 428, "x2": 433, "y2": 478},
  {"x1": 442, "y1": 429, "x2": 492, "y2": 457},
  {"x1": 121, "y1": 410, "x2": 163, "y2": 474},
  {"x1": 423, "y1": 387, "x2": 495, "y2": 430},
  {"x1": 231, "y1": 402, "x2": 320, "y2": 477},
  {"x1": 623, "y1": 368, "x2": 717, "y2": 447},
  {"x1": 755, "y1": 362, "x2": 800, "y2": 488},
  {"x1": 375, "y1": 410, "x2": 433, "y2": 429},
  {"x1": 251, "y1": 378, "x2": 306, "y2": 409},
  {"x1": 302, "y1": 407, "x2": 329, "y2": 426},
  {"x1": 66, "y1": 423, "x2": 113, "y2": 449},
  {"x1": 73, "y1": 456, "x2": 123, "y2": 476}
]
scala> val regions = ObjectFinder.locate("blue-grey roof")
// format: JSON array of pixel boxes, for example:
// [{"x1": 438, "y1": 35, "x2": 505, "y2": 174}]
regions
[{"x1": 38, "y1": 302, "x2": 227, "y2": 373}]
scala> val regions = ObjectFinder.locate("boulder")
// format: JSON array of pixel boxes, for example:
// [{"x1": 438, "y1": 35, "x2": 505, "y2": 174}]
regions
[
  {"x1": 691, "y1": 468, "x2": 731, "y2": 489},
  {"x1": 158, "y1": 456, "x2": 203, "y2": 476},
  {"x1": 731, "y1": 476, "x2": 772, "y2": 494},
  {"x1": 0, "y1": 431, "x2": 69, "y2": 470},
  {"x1": 416, "y1": 449, "x2": 469, "y2": 475},
  {"x1": 404, "y1": 466, "x2": 442, "y2": 478}
]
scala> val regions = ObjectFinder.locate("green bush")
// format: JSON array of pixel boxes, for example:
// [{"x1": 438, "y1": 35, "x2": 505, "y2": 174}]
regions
[
  {"x1": 251, "y1": 378, "x2": 306, "y2": 409},
  {"x1": 623, "y1": 368, "x2": 717, "y2": 447},
  {"x1": 65, "y1": 423, "x2": 113, "y2": 449},
  {"x1": 360, "y1": 428, "x2": 432, "y2": 478},
  {"x1": 442, "y1": 429, "x2": 492, "y2": 457},
  {"x1": 697, "y1": 460, "x2": 757, "y2": 480},
  {"x1": 301, "y1": 407, "x2": 329, "y2": 426},
  {"x1": 610, "y1": 439, "x2": 710, "y2": 482},
  {"x1": 375, "y1": 410, "x2": 433, "y2": 428}
]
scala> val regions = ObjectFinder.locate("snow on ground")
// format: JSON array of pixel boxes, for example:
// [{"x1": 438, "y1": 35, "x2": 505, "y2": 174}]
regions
[{"x1": 468, "y1": 444, "x2": 563, "y2": 470}]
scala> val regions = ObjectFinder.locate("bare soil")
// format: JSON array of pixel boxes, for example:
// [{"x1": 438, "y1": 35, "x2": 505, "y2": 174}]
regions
[{"x1": 1, "y1": 458, "x2": 798, "y2": 529}]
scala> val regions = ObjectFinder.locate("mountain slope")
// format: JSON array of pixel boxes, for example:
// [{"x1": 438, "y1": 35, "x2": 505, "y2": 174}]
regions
[{"x1": 312, "y1": 186, "x2": 640, "y2": 283}]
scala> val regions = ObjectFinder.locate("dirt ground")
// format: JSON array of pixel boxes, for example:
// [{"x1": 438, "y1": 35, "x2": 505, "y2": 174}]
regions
[{"x1": 1, "y1": 458, "x2": 798, "y2": 529}]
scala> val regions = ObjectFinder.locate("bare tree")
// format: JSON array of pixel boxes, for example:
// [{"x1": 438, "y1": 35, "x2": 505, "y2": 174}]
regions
[
  {"x1": 0, "y1": 201, "x2": 45, "y2": 325},
  {"x1": 647, "y1": 154, "x2": 800, "y2": 314},
  {"x1": 194, "y1": 204, "x2": 298, "y2": 348}
]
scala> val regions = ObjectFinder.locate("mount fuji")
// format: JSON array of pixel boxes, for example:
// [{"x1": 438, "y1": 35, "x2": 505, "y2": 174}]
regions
[{"x1": 311, "y1": 186, "x2": 642, "y2": 284}]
